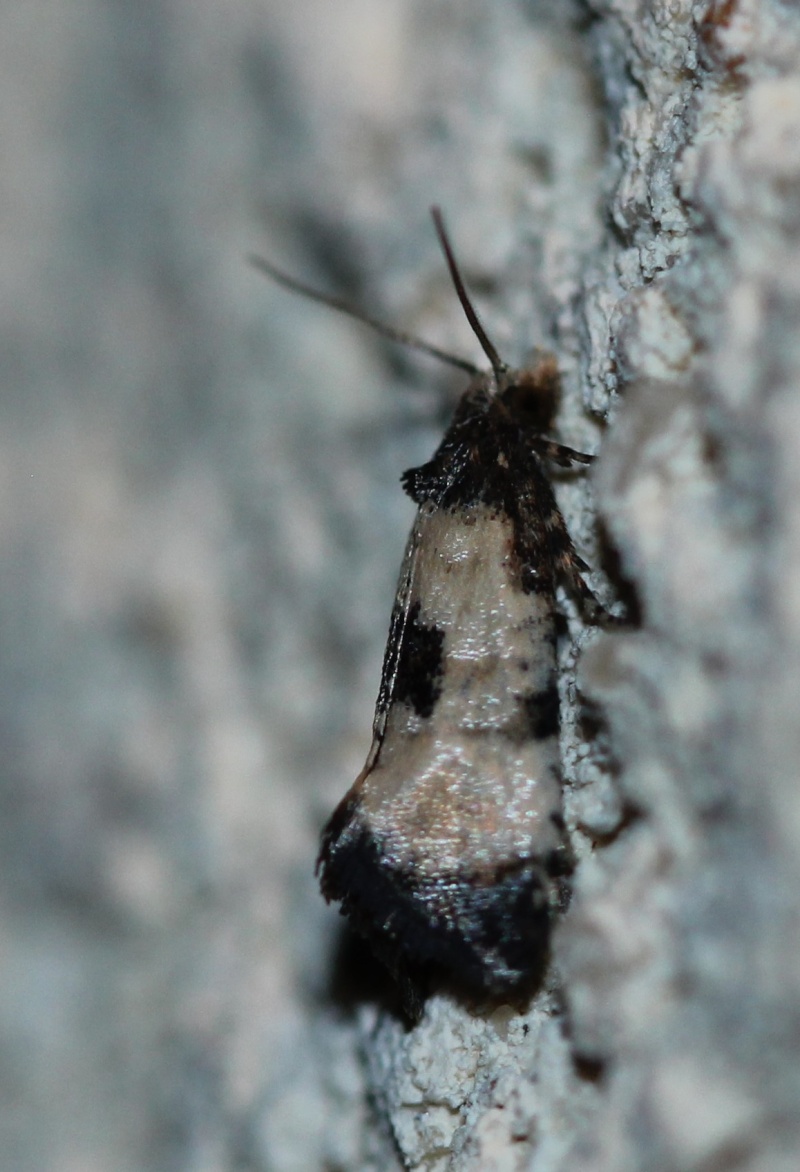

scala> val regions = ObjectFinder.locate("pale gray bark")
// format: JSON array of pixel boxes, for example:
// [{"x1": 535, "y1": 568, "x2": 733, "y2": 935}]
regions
[{"x1": 2, "y1": 2, "x2": 799, "y2": 1170}]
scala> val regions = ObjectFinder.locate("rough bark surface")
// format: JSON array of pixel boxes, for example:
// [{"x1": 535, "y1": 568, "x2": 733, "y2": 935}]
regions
[{"x1": 3, "y1": 2, "x2": 799, "y2": 1170}]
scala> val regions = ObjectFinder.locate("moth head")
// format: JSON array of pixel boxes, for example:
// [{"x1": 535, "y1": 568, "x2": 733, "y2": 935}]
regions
[
  {"x1": 431, "y1": 210, "x2": 561, "y2": 435},
  {"x1": 497, "y1": 352, "x2": 561, "y2": 433}
]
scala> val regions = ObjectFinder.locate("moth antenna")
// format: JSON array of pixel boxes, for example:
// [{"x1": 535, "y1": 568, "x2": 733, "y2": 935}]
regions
[
  {"x1": 249, "y1": 253, "x2": 480, "y2": 376},
  {"x1": 430, "y1": 206, "x2": 507, "y2": 381}
]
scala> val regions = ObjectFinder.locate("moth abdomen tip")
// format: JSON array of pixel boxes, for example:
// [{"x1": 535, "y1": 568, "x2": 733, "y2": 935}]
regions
[{"x1": 319, "y1": 817, "x2": 559, "y2": 998}]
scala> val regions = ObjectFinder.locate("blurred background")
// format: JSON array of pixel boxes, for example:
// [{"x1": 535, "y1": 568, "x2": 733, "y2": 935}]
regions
[{"x1": 0, "y1": 2, "x2": 603, "y2": 1168}]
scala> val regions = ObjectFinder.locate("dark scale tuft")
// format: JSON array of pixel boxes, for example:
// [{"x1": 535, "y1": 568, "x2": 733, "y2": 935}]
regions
[
  {"x1": 392, "y1": 601, "x2": 445, "y2": 718},
  {"x1": 318, "y1": 822, "x2": 557, "y2": 997}
]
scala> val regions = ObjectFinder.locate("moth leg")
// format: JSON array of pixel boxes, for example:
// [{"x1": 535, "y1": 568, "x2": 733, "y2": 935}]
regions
[
  {"x1": 558, "y1": 552, "x2": 613, "y2": 626},
  {"x1": 543, "y1": 504, "x2": 621, "y2": 627},
  {"x1": 531, "y1": 437, "x2": 594, "y2": 468}
]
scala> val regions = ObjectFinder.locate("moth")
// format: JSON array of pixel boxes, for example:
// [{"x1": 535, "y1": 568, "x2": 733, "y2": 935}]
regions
[{"x1": 253, "y1": 210, "x2": 609, "y2": 1004}]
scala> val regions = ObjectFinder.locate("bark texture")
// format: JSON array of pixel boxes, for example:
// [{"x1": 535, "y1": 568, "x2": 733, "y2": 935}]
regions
[{"x1": 3, "y1": 2, "x2": 799, "y2": 1170}]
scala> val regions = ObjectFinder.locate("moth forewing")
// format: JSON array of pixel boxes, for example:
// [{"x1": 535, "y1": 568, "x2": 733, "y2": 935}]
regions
[{"x1": 317, "y1": 351, "x2": 589, "y2": 996}]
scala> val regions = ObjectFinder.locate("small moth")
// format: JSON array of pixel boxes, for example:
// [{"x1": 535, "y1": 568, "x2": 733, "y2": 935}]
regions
[{"x1": 253, "y1": 210, "x2": 608, "y2": 1004}]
